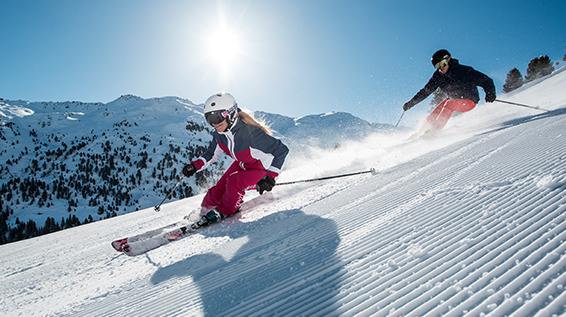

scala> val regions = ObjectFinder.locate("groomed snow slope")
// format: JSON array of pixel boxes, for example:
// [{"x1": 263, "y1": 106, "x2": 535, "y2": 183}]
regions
[{"x1": 1, "y1": 70, "x2": 565, "y2": 316}]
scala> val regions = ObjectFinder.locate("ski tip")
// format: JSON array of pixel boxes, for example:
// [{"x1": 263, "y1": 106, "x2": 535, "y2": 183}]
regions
[
  {"x1": 111, "y1": 238, "x2": 128, "y2": 252},
  {"x1": 111, "y1": 243, "x2": 121, "y2": 252}
]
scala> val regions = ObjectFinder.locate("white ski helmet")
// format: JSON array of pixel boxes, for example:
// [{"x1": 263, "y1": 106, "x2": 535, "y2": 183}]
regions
[{"x1": 203, "y1": 92, "x2": 239, "y2": 126}]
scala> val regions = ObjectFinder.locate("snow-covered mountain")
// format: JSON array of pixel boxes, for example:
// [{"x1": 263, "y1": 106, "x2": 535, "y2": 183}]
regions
[
  {"x1": 1, "y1": 67, "x2": 564, "y2": 316},
  {"x1": 0, "y1": 96, "x2": 389, "y2": 244},
  {"x1": 255, "y1": 111, "x2": 395, "y2": 149},
  {"x1": 0, "y1": 95, "x2": 219, "y2": 244}
]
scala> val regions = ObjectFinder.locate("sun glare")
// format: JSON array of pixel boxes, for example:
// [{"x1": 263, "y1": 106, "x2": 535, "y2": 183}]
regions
[{"x1": 205, "y1": 25, "x2": 243, "y2": 77}]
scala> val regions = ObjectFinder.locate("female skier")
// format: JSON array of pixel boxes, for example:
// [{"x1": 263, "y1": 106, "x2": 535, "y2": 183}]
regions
[{"x1": 182, "y1": 93, "x2": 289, "y2": 227}]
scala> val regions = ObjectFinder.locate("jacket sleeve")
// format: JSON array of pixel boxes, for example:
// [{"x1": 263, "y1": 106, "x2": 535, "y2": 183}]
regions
[
  {"x1": 250, "y1": 129, "x2": 289, "y2": 179},
  {"x1": 191, "y1": 138, "x2": 223, "y2": 171},
  {"x1": 406, "y1": 74, "x2": 440, "y2": 108},
  {"x1": 468, "y1": 67, "x2": 496, "y2": 100}
]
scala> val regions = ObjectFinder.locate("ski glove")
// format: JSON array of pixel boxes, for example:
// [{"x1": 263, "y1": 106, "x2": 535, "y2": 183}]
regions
[
  {"x1": 182, "y1": 163, "x2": 197, "y2": 177},
  {"x1": 485, "y1": 92, "x2": 496, "y2": 103},
  {"x1": 256, "y1": 175, "x2": 276, "y2": 195},
  {"x1": 402, "y1": 102, "x2": 414, "y2": 111}
]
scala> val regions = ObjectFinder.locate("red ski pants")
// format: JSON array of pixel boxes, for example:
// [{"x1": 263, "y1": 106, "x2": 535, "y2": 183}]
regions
[
  {"x1": 426, "y1": 99, "x2": 476, "y2": 130},
  {"x1": 201, "y1": 161, "x2": 267, "y2": 216}
]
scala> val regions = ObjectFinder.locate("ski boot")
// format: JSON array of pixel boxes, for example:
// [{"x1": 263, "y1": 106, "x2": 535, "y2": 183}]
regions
[{"x1": 191, "y1": 209, "x2": 224, "y2": 229}]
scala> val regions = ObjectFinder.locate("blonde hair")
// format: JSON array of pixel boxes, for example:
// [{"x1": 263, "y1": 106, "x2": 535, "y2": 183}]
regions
[{"x1": 238, "y1": 110, "x2": 272, "y2": 135}]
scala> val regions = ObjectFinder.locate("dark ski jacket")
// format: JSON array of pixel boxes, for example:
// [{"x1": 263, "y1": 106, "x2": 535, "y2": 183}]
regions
[
  {"x1": 406, "y1": 58, "x2": 496, "y2": 108},
  {"x1": 192, "y1": 117, "x2": 289, "y2": 179}
]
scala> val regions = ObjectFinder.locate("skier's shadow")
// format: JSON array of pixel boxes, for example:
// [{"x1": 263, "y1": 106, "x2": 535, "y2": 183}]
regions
[
  {"x1": 150, "y1": 209, "x2": 343, "y2": 316},
  {"x1": 480, "y1": 106, "x2": 566, "y2": 135}
]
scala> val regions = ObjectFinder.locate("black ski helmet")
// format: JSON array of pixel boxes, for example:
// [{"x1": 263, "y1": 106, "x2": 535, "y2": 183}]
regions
[{"x1": 431, "y1": 49, "x2": 451, "y2": 66}]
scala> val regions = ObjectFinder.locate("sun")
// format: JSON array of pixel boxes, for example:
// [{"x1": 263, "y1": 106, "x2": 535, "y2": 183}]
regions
[{"x1": 205, "y1": 25, "x2": 244, "y2": 77}]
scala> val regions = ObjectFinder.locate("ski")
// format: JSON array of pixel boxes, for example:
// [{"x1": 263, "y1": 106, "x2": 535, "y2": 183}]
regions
[
  {"x1": 161, "y1": 222, "x2": 202, "y2": 241},
  {"x1": 110, "y1": 220, "x2": 188, "y2": 252},
  {"x1": 111, "y1": 193, "x2": 277, "y2": 256},
  {"x1": 113, "y1": 221, "x2": 203, "y2": 256}
]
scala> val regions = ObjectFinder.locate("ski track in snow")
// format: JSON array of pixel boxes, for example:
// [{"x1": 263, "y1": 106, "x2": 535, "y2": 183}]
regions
[{"x1": 1, "y1": 72, "x2": 566, "y2": 316}]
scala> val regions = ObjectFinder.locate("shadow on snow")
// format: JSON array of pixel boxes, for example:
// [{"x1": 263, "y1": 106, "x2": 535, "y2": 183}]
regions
[
  {"x1": 481, "y1": 105, "x2": 566, "y2": 135},
  {"x1": 150, "y1": 208, "x2": 344, "y2": 316}
]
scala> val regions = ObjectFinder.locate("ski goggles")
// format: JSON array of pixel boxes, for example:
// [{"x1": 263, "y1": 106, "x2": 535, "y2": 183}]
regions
[
  {"x1": 205, "y1": 110, "x2": 229, "y2": 126},
  {"x1": 434, "y1": 57, "x2": 450, "y2": 70}
]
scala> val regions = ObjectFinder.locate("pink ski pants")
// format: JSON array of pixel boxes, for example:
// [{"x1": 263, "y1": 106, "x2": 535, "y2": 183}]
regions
[{"x1": 201, "y1": 161, "x2": 267, "y2": 216}]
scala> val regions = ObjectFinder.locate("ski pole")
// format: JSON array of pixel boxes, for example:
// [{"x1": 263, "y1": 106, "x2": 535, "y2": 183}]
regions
[
  {"x1": 495, "y1": 99, "x2": 550, "y2": 112},
  {"x1": 277, "y1": 168, "x2": 378, "y2": 186},
  {"x1": 154, "y1": 177, "x2": 183, "y2": 212},
  {"x1": 394, "y1": 111, "x2": 405, "y2": 128}
]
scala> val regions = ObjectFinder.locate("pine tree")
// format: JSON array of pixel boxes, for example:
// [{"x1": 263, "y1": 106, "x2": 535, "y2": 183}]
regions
[
  {"x1": 0, "y1": 211, "x2": 7, "y2": 245},
  {"x1": 503, "y1": 68, "x2": 524, "y2": 93},
  {"x1": 525, "y1": 55, "x2": 555, "y2": 82},
  {"x1": 25, "y1": 219, "x2": 38, "y2": 238},
  {"x1": 42, "y1": 217, "x2": 59, "y2": 234}
]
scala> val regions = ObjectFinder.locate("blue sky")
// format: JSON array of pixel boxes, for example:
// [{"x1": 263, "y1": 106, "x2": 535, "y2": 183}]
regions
[{"x1": 1, "y1": 0, "x2": 564, "y2": 125}]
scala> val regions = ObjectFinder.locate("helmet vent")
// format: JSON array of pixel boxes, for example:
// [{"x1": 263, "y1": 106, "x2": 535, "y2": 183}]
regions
[{"x1": 211, "y1": 102, "x2": 216, "y2": 107}]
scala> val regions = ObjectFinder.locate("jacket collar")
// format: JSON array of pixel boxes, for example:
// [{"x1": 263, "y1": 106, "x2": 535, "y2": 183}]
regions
[
  {"x1": 436, "y1": 58, "x2": 460, "y2": 77},
  {"x1": 218, "y1": 116, "x2": 242, "y2": 135}
]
